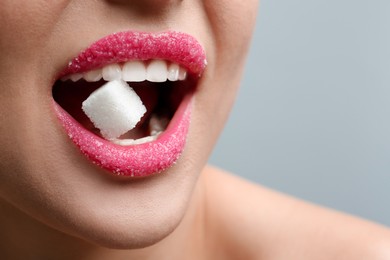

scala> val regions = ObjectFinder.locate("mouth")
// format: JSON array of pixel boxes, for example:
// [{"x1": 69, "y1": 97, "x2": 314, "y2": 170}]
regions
[{"x1": 52, "y1": 31, "x2": 206, "y2": 177}]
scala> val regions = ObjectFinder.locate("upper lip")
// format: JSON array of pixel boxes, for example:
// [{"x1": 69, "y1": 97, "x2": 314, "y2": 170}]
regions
[{"x1": 58, "y1": 30, "x2": 207, "y2": 78}]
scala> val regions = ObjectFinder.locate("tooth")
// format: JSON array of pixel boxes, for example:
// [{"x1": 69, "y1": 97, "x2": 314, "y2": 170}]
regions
[
  {"x1": 102, "y1": 64, "x2": 122, "y2": 81},
  {"x1": 149, "y1": 115, "x2": 169, "y2": 136},
  {"x1": 132, "y1": 135, "x2": 158, "y2": 144},
  {"x1": 70, "y1": 73, "x2": 83, "y2": 82},
  {"x1": 146, "y1": 60, "x2": 168, "y2": 82},
  {"x1": 122, "y1": 61, "x2": 146, "y2": 82},
  {"x1": 151, "y1": 131, "x2": 162, "y2": 137},
  {"x1": 111, "y1": 135, "x2": 157, "y2": 146},
  {"x1": 167, "y1": 63, "x2": 180, "y2": 81},
  {"x1": 83, "y1": 69, "x2": 102, "y2": 82},
  {"x1": 178, "y1": 67, "x2": 187, "y2": 81},
  {"x1": 60, "y1": 75, "x2": 70, "y2": 82}
]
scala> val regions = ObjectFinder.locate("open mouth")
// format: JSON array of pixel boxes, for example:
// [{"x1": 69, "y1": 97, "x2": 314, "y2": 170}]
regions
[
  {"x1": 52, "y1": 31, "x2": 206, "y2": 177},
  {"x1": 53, "y1": 60, "x2": 194, "y2": 146}
]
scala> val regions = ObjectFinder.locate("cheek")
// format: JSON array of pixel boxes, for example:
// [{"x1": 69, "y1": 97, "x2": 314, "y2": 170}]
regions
[
  {"x1": 204, "y1": 0, "x2": 259, "y2": 69},
  {"x1": 194, "y1": 0, "x2": 259, "y2": 143},
  {"x1": 0, "y1": 1, "x2": 70, "y2": 63},
  {"x1": 202, "y1": 0, "x2": 259, "y2": 103},
  {"x1": 0, "y1": 1, "x2": 71, "y2": 146}
]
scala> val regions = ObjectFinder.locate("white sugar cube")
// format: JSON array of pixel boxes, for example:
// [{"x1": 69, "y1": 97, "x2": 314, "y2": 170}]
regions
[{"x1": 82, "y1": 80, "x2": 146, "y2": 140}]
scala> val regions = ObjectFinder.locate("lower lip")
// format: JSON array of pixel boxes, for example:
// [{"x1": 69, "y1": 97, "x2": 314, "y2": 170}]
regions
[{"x1": 53, "y1": 92, "x2": 193, "y2": 177}]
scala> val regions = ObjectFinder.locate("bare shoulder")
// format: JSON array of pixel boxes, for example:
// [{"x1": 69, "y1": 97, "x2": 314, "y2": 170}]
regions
[{"x1": 202, "y1": 165, "x2": 390, "y2": 260}]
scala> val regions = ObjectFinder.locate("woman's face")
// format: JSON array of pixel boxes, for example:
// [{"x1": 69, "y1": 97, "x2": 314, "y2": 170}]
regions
[{"x1": 0, "y1": 0, "x2": 258, "y2": 248}]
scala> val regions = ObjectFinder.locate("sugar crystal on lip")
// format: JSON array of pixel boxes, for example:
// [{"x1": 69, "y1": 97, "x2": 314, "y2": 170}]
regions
[{"x1": 81, "y1": 80, "x2": 146, "y2": 140}]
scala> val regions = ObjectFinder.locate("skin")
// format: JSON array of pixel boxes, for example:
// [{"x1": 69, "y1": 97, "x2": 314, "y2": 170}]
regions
[{"x1": 0, "y1": 0, "x2": 389, "y2": 259}]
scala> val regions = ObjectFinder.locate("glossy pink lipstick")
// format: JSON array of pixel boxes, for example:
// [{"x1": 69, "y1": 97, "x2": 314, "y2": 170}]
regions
[{"x1": 53, "y1": 31, "x2": 206, "y2": 177}]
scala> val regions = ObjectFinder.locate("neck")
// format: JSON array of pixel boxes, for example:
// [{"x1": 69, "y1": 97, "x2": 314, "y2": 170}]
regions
[{"x1": 0, "y1": 176, "x2": 207, "y2": 260}]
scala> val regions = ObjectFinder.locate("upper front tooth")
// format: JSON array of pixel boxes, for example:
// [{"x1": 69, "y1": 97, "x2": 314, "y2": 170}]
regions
[
  {"x1": 168, "y1": 63, "x2": 180, "y2": 81},
  {"x1": 122, "y1": 61, "x2": 146, "y2": 82},
  {"x1": 102, "y1": 64, "x2": 122, "y2": 81},
  {"x1": 146, "y1": 60, "x2": 168, "y2": 82},
  {"x1": 84, "y1": 68, "x2": 102, "y2": 82}
]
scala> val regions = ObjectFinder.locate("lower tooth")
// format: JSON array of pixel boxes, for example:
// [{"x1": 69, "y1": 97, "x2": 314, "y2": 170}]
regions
[
  {"x1": 111, "y1": 115, "x2": 169, "y2": 146},
  {"x1": 149, "y1": 114, "x2": 169, "y2": 135},
  {"x1": 111, "y1": 135, "x2": 160, "y2": 146},
  {"x1": 110, "y1": 114, "x2": 169, "y2": 146}
]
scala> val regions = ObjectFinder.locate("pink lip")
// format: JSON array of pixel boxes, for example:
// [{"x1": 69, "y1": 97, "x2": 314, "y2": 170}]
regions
[
  {"x1": 53, "y1": 31, "x2": 206, "y2": 177},
  {"x1": 61, "y1": 31, "x2": 206, "y2": 77}
]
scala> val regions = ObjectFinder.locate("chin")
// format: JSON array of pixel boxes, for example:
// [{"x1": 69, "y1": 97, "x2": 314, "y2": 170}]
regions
[
  {"x1": 25, "y1": 150, "x2": 200, "y2": 250},
  {"x1": 69, "y1": 198, "x2": 186, "y2": 250}
]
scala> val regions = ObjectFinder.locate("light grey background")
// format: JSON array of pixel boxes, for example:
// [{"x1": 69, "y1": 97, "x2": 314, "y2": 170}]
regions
[{"x1": 209, "y1": 0, "x2": 390, "y2": 226}]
